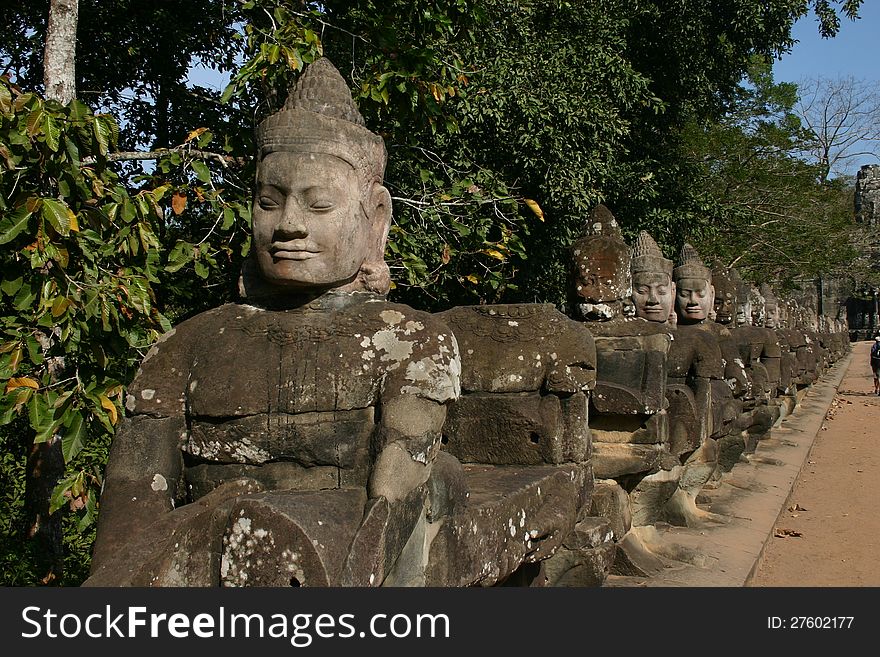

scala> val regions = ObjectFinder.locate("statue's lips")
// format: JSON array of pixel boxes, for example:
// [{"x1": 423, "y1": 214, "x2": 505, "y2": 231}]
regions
[
  {"x1": 270, "y1": 244, "x2": 321, "y2": 260},
  {"x1": 642, "y1": 307, "x2": 666, "y2": 315}
]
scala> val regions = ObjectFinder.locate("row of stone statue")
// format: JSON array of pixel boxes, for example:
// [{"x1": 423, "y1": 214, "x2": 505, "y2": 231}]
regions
[{"x1": 83, "y1": 58, "x2": 849, "y2": 588}]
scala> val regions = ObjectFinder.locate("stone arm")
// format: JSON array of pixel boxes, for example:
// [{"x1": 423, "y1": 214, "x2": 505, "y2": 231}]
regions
[
  {"x1": 368, "y1": 394, "x2": 447, "y2": 502},
  {"x1": 89, "y1": 326, "x2": 192, "y2": 573},
  {"x1": 718, "y1": 332, "x2": 751, "y2": 397},
  {"x1": 342, "y1": 317, "x2": 460, "y2": 584},
  {"x1": 370, "y1": 320, "x2": 461, "y2": 502}
]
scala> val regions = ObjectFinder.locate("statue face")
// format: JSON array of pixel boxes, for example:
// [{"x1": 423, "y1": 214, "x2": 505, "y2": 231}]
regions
[
  {"x1": 253, "y1": 152, "x2": 378, "y2": 291},
  {"x1": 675, "y1": 277, "x2": 714, "y2": 323},
  {"x1": 764, "y1": 302, "x2": 780, "y2": 328},
  {"x1": 735, "y1": 297, "x2": 752, "y2": 326},
  {"x1": 712, "y1": 279, "x2": 737, "y2": 325},
  {"x1": 573, "y1": 240, "x2": 629, "y2": 305},
  {"x1": 631, "y1": 272, "x2": 675, "y2": 323}
]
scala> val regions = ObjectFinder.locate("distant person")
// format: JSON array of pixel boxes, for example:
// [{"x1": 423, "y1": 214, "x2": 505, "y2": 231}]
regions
[{"x1": 872, "y1": 336, "x2": 880, "y2": 396}]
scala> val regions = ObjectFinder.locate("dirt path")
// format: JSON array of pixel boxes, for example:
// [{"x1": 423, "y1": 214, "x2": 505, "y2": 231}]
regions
[{"x1": 750, "y1": 340, "x2": 880, "y2": 586}]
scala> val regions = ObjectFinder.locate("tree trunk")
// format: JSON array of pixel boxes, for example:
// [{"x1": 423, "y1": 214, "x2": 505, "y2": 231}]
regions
[
  {"x1": 25, "y1": 435, "x2": 66, "y2": 584},
  {"x1": 25, "y1": 0, "x2": 81, "y2": 585},
  {"x1": 43, "y1": 0, "x2": 79, "y2": 104}
]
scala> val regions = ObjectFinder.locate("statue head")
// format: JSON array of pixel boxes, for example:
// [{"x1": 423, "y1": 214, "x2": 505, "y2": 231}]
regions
[
  {"x1": 570, "y1": 205, "x2": 631, "y2": 321},
  {"x1": 735, "y1": 278, "x2": 752, "y2": 326},
  {"x1": 711, "y1": 265, "x2": 741, "y2": 326},
  {"x1": 760, "y1": 284, "x2": 780, "y2": 329},
  {"x1": 673, "y1": 243, "x2": 714, "y2": 324},
  {"x1": 630, "y1": 231, "x2": 675, "y2": 324},
  {"x1": 242, "y1": 58, "x2": 392, "y2": 298},
  {"x1": 749, "y1": 285, "x2": 765, "y2": 326}
]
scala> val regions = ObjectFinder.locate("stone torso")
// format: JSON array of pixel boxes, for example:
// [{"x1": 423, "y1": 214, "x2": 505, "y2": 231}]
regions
[{"x1": 126, "y1": 294, "x2": 460, "y2": 497}]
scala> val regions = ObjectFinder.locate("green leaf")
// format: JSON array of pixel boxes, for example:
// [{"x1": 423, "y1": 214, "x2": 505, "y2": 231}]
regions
[
  {"x1": 93, "y1": 115, "x2": 111, "y2": 155},
  {"x1": 166, "y1": 240, "x2": 193, "y2": 272},
  {"x1": 68, "y1": 99, "x2": 90, "y2": 122},
  {"x1": 43, "y1": 115, "x2": 60, "y2": 152},
  {"x1": 220, "y1": 83, "x2": 236, "y2": 104},
  {"x1": 13, "y1": 282, "x2": 36, "y2": 311},
  {"x1": 78, "y1": 491, "x2": 98, "y2": 531},
  {"x1": 29, "y1": 393, "x2": 57, "y2": 442},
  {"x1": 1, "y1": 274, "x2": 23, "y2": 297},
  {"x1": 0, "y1": 208, "x2": 32, "y2": 245},
  {"x1": 61, "y1": 411, "x2": 85, "y2": 462},
  {"x1": 194, "y1": 260, "x2": 209, "y2": 279},
  {"x1": 41, "y1": 198, "x2": 70, "y2": 236},
  {"x1": 25, "y1": 108, "x2": 46, "y2": 137},
  {"x1": 0, "y1": 82, "x2": 11, "y2": 115},
  {"x1": 49, "y1": 480, "x2": 69, "y2": 515},
  {"x1": 25, "y1": 334, "x2": 43, "y2": 365},
  {"x1": 221, "y1": 206, "x2": 235, "y2": 230},
  {"x1": 191, "y1": 160, "x2": 211, "y2": 184}
]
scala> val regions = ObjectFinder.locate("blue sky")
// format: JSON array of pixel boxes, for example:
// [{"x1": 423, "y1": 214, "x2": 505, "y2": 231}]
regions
[
  {"x1": 773, "y1": 4, "x2": 880, "y2": 176},
  {"x1": 774, "y1": 3, "x2": 880, "y2": 82}
]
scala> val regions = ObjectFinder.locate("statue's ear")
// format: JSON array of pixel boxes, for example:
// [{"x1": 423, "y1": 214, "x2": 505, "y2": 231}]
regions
[
  {"x1": 358, "y1": 183, "x2": 393, "y2": 295},
  {"x1": 367, "y1": 183, "x2": 392, "y2": 245}
]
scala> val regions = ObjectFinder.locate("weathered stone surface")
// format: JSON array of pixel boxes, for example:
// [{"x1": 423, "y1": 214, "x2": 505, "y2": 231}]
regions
[
  {"x1": 570, "y1": 205, "x2": 632, "y2": 321},
  {"x1": 590, "y1": 410, "x2": 668, "y2": 445},
  {"x1": 425, "y1": 465, "x2": 584, "y2": 586},
  {"x1": 221, "y1": 489, "x2": 367, "y2": 587},
  {"x1": 592, "y1": 443, "x2": 663, "y2": 479},
  {"x1": 86, "y1": 479, "x2": 264, "y2": 586},
  {"x1": 438, "y1": 304, "x2": 596, "y2": 394},
  {"x1": 543, "y1": 518, "x2": 616, "y2": 587},
  {"x1": 592, "y1": 333, "x2": 669, "y2": 414},
  {"x1": 629, "y1": 466, "x2": 682, "y2": 526},
  {"x1": 611, "y1": 529, "x2": 668, "y2": 577},
  {"x1": 589, "y1": 479, "x2": 632, "y2": 540},
  {"x1": 630, "y1": 231, "x2": 675, "y2": 326},
  {"x1": 443, "y1": 391, "x2": 588, "y2": 465},
  {"x1": 666, "y1": 383, "x2": 703, "y2": 457}
]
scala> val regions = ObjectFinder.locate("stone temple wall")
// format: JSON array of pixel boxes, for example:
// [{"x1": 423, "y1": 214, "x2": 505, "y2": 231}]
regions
[
  {"x1": 846, "y1": 165, "x2": 880, "y2": 339},
  {"x1": 855, "y1": 164, "x2": 880, "y2": 227}
]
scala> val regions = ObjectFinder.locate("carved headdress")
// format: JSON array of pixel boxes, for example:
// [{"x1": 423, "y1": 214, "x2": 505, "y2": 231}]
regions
[
  {"x1": 631, "y1": 231, "x2": 672, "y2": 277},
  {"x1": 673, "y1": 243, "x2": 711, "y2": 282},
  {"x1": 255, "y1": 58, "x2": 386, "y2": 192},
  {"x1": 570, "y1": 205, "x2": 631, "y2": 319},
  {"x1": 760, "y1": 283, "x2": 778, "y2": 306}
]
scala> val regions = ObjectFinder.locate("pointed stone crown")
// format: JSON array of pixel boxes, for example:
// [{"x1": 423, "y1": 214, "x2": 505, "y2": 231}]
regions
[
  {"x1": 760, "y1": 283, "x2": 778, "y2": 305},
  {"x1": 631, "y1": 231, "x2": 672, "y2": 277},
  {"x1": 581, "y1": 204, "x2": 622, "y2": 237},
  {"x1": 673, "y1": 243, "x2": 711, "y2": 282},
  {"x1": 255, "y1": 58, "x2": 386, "y2": 191},
  {"x1": 711, "y1": 263, "x2": 742, "y2": 289}
]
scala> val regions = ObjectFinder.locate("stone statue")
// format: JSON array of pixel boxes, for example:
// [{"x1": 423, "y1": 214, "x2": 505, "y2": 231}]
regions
[
  {"x1": 714, "y1": 267, "x2": 781, "y2": 462},
  {"x1": 570, "y1": 204, "x2": 632, "y2": 322},
  {"x1": 664, "y1": 243, "x2": 738, "y2": 525},
  {"x1": 674, "y1": 244, "x2": 715, "y2": 325},
  {"x1": 86, "y1": 59, "x2": 463, "y2": 587},
  {"x1": 630, "y1": 231, "x2": 676, "y2": 325}
]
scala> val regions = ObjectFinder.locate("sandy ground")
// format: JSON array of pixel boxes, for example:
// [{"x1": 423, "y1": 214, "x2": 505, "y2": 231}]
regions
[{"x1": 750, "y1": 340, "x2": 880, "y2": 586}]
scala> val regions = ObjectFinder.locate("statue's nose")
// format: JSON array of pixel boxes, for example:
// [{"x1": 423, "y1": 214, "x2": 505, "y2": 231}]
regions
[{"x1": 275, "y1": 200, "x2": 309, "y2": 239}]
